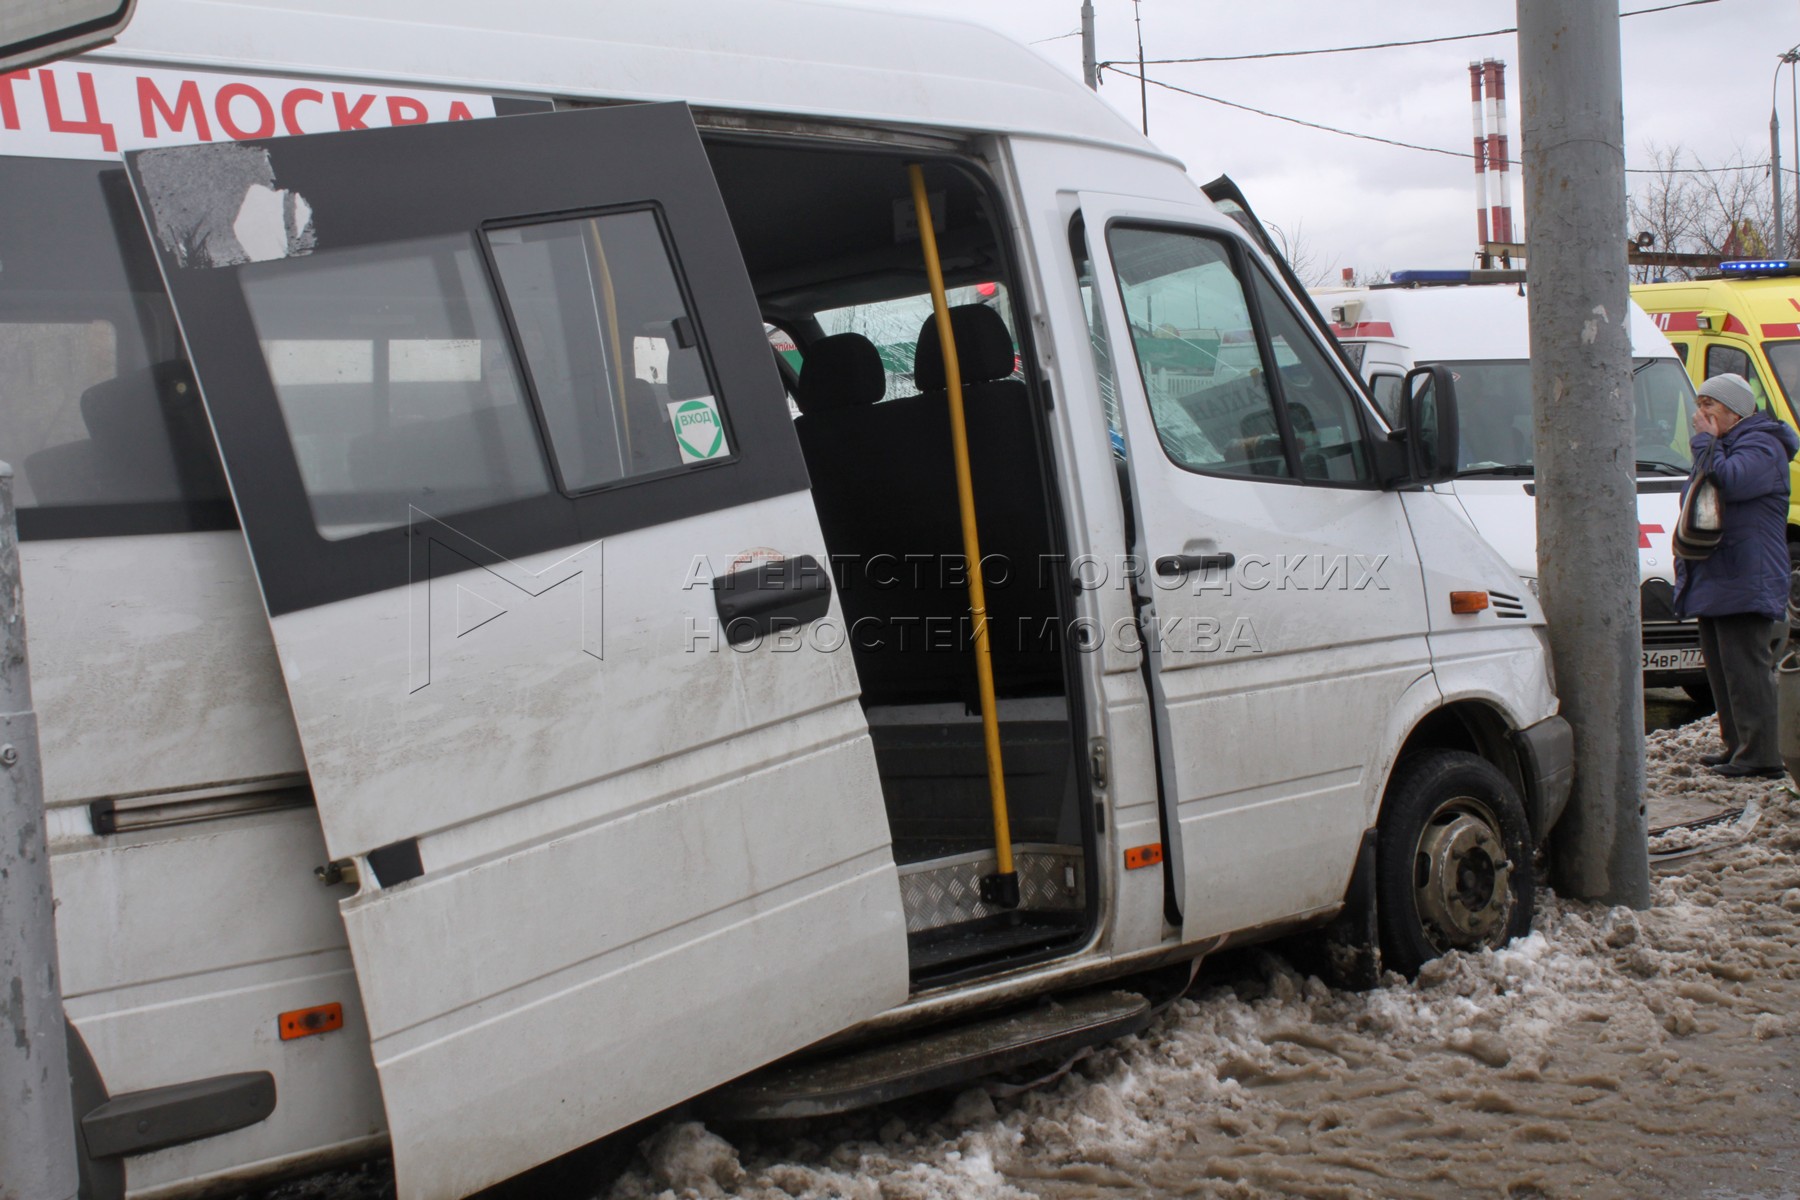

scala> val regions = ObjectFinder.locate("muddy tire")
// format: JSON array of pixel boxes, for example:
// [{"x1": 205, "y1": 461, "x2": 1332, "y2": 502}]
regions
[{"x1": 1376, "y1": 750, "x2": 1535, "y2": 978}]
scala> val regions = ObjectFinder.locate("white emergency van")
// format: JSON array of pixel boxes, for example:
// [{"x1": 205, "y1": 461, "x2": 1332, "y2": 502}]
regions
[
  {"x1": 1315, "y1": 274, "x2": 1704, "y2": 696},
  {"x1": 3, "y1": 4, "x2": 1570, "y2": 1198}
]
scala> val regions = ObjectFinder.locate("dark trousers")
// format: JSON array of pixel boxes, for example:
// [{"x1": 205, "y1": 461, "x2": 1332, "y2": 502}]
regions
[{"x1": 1698, "y1": 613, "x2": 1786, "y2": 769}]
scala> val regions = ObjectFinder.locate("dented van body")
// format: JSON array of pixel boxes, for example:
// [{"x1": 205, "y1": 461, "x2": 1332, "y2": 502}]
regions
[{"x1": 2, "y1": 4, "x2": 1569, "y2": 1197}]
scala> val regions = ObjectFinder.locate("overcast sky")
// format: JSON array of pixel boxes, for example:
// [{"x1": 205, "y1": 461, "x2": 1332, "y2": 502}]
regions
[{"x1": 852, "y1": 0, "x2": 1793, "y2": 280}]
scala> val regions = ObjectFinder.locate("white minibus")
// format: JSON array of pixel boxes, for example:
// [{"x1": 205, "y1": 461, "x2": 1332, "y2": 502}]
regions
[{"x1": 2, "y1": 4, "x2": 1569, "y2": 1197}]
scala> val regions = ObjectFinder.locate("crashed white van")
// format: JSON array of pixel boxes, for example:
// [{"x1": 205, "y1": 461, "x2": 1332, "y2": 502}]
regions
[
  {"x1": 4, "y1": 3, "x2": 1569, "y2": 1197},
  {"x1": 1316, "y1": 275, "x2": 1704, "y2": 696}
]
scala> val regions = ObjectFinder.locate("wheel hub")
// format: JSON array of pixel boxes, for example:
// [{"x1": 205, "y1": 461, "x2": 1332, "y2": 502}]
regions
[{"x1": 1414, "y1": 807, "x2": 1512, "y2": 950}]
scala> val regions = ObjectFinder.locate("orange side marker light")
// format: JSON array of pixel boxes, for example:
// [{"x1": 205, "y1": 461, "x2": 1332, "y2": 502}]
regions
[
  {"x1": 1125, "y1": 844, "x2": 1164, "y2": 870},
  {"x1": 1449, "y1": 591, "x2": 1490, "y2": 614},
  {"x1": 279, "y1": 1002, "x2": 344, "y2": 1041}
]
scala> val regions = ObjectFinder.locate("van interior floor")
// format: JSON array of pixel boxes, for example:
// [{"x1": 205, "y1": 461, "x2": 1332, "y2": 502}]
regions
[{"x1": 906, "y1": 912, "x2": 1085, "y2": 977}]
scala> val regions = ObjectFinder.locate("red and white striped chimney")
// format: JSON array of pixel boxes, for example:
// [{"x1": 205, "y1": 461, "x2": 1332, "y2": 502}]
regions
[
  {"x1": 1470, "y1": 61, "x2": 1489, "y2": 248},
  {"x1": 1483, "y1": 59, "x2": 1515, "y2": 244}
]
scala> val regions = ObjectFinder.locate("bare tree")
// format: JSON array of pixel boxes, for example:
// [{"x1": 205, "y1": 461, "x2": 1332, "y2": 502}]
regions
[
  {"x1": 1627, "y1": 143, "x2": 1774, "y2": 281},
  {"x1": 1267, "y1": 219, "x2": 1339, "y2": 288}
]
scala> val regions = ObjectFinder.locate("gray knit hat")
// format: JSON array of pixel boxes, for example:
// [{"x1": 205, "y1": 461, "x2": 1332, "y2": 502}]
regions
[{"x1": 1698, "y1": 372, "x2": 1757, "y2": 418}]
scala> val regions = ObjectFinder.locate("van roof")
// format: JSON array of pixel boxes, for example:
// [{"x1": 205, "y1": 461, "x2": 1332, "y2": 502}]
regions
[
  {"x1": 95, "y1": 0, "x2": 1172, "y2": 162},
  {"x1": 1317, "y1": 282, "x2": 1675, "y2": 360},
  {"x1": 1634, "y1": 275, "x2": 1800, "y2": 332}
]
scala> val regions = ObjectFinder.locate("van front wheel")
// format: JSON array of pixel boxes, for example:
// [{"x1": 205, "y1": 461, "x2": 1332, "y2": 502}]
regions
[{"x1": 1376, "y1": 750, "x2": 1535, "y2": 977}]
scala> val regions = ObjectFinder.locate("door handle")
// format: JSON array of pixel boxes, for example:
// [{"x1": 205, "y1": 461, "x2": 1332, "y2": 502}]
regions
[
  {"x1": 1155, "y1": 552, "x2": 1236, "y2": 579},
  {"x1": 712, "y1": 554, "x2": 832, "y2": 645}
]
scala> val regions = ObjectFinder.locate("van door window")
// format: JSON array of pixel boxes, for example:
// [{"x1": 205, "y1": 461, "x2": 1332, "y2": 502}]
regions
[
  {"x1": 0, "y1": 157, "x2": 230, "y2": 536},
  {"x1": 1104, "y1": 226, "x2": 1290, "y2": 478},
  {"x1": 1072, "y1": 244, "x2": 1125, "y2": 457},
  {"x1": 1244, "y1": 271, "x2": 1373, "y2": 484},
  {"x1": 1370, "y1": 374, "x2": 1404, "y2": 425},
  {"x1": 1704, "y1": 343, "x2": 1771, "y2": 410},
  {"x1": 238, "y1": 235, "x2": 551, "y2": 541},
  {"x1": 487, "y1": 210, "x2": 725, "y2": 489},
  {"x1": 1765, "y1": 340, "x2": 1800, "y2": 409}
]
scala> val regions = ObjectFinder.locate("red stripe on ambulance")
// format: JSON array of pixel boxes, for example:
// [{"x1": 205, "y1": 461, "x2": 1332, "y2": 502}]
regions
[{"x1": 1331, "y1": 321, "x2": 1395, "y2": 339}]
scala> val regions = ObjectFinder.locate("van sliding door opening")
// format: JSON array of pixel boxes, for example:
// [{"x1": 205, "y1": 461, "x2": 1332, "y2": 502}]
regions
[{"x1": 701, "y1": 138, "x2": 1099, "y2": 983}]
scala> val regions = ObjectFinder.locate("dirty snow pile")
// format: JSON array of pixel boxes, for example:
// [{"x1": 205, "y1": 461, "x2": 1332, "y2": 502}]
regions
[
  {"x1": 607, "y1": 717, "x2": 1800, "y2": 1200},
  {"x1": 256, "y1": 717, "x2": 1800, "y2": 1200}
]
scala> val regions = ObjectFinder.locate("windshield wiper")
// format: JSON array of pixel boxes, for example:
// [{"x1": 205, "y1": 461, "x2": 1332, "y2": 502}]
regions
[
  {"x1": 1457, "y1": 464, "x2": 1537, "y2": 477},
  {"x1": 1635, "y1": 459, "x2": 1689, "y2": 477}
]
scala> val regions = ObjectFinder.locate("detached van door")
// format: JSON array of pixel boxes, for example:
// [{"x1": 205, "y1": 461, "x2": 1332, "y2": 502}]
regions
[{"x1": 125, "y1": 105, "x2": 908, "y2": 1199}]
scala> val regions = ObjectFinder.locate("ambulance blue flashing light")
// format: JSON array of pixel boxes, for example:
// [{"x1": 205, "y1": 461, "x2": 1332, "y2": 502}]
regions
[
  {"x1": 1390, "y1": 270, "x2": 1472, "y2": 284},
  {"x1": 1719, "y1": 260, "x2": 1800, "y2": 275}
]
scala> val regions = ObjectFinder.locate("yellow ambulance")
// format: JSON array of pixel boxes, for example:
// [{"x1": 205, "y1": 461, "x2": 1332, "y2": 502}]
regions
[{"x1": 1633, "y1": 261, "x2": 1800, "y2": 537}]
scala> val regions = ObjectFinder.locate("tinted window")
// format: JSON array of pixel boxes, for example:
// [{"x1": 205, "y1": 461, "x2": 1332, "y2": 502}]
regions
[
  {"x1": 1766, "y1": 340, "x2": 1800, "y2": 409},
  {"x1": 1105, "y1": 226, "x2": 1290, "y2": 479},
  {"x1": 0, "y1": 156, "x2": 230, "y2": 531},
  {"x1": 1370, "y1": 374, "x2": 1404, "y2": 425},
  {"x1": 239, "y1": 235, "x2": 550, "y2": 540},
  {"x1": 1072, "y1": 238, "x2": 1125, "y2": 457},
  {"x1": 487, "y1": 210, "x2": 727, "y2": 490},
  {"x1": 1704, "y1": 343, "x2": 1771, "y2": 410}
]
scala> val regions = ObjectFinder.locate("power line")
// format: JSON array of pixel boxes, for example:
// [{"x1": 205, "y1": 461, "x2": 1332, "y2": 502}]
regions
[
  {"x1": 1030, "y1": 29, "x2": 1080, "y2": 45},
  {"x1": 1103, "y1": 65, "x2": 1772, "y2": 176},
  {"x1": 1112, "y1": 0, "x2": 1719, "y2": 67},
  {"x1": 1106, "y1": 66, "x2": 1467, "y2": 158}
]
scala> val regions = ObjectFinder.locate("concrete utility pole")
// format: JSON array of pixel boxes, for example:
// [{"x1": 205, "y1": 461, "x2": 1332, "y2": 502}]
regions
[
  {"x1": 1775, "y1": 108, "x2": 1786, "y2": 259},
  {"x1": 0, "y1": 463, "x2": 78, "y2": 1200},
  {"x1": 1081, "y1": 1, "x2": 1097, "y2": 90},
  {"x1": 1518, "y1": 3, "x2": 1649, "y2": 907}
]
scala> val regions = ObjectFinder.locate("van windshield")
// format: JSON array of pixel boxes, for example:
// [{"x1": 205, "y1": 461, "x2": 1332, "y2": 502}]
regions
[
  {"x1": 1441, "y1": 358, "x2": 1693, "y2": 476},
  {"x1": 0, "y1": 156, "x2": 229, "y2": 534}
]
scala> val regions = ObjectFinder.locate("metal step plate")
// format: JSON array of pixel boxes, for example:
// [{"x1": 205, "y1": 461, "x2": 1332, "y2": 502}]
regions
[
  {"x1": 706, "y1": 989, "x2": 1152, "y2": 1121},
  {"x1": 897, "y1": 843, "x2": 1084, "y2": 934}
]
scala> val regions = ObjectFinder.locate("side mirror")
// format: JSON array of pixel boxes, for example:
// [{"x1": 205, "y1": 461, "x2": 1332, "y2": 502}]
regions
[{"x1": 1390, "y1": 363, "x2": 1460, "y2": 487}]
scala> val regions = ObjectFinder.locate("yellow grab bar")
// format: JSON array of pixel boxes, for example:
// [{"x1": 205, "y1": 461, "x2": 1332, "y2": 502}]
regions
[{"x1": 906, "y1": 163, "x2": 1018, "y2": 908}]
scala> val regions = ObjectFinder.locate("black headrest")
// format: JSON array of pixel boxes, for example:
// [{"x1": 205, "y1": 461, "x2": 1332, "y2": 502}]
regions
[
  {"x1": 795, "y1": 333, "x2": 885, "y2": 415},
  {"x1": 912, "y1": 304, "x2": 1016, "y2": 391}
]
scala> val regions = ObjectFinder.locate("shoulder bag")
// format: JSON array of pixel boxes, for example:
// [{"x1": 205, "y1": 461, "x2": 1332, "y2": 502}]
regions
[{"x1": 1672, "y1": 438, "x2": 1723, "y2": 560}]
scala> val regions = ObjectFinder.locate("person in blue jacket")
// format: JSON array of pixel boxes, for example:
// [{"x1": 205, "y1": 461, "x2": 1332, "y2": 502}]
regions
[{"x1": 1673, "y1": 372, "x2": 1800, "y2": 778}]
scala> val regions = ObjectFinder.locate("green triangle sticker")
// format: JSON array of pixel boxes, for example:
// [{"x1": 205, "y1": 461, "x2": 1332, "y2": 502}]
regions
[{"x1": 666, "y1": 395, "x2": 729, "y2": 464}]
